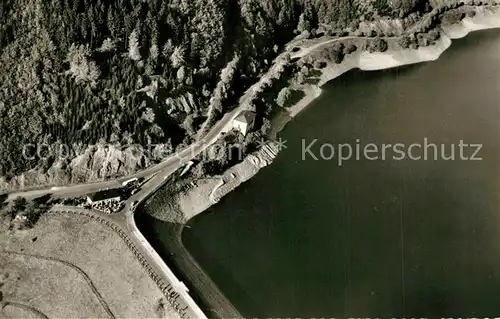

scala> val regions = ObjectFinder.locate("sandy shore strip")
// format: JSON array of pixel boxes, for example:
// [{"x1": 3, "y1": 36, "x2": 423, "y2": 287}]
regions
[
  {"x1": 286, "y1": 8, "x2": 500, "y2": 118},
  {"x1": 169, "y1": 7, "x2": 500, "y2": 224},
  {"x1": 144, "y1": 11, "x2": 500, "y2": 318}
]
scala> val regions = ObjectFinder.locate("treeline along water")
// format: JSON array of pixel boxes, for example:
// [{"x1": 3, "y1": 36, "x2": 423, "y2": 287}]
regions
[{"x1": 139, "y1": 29, "x2": 500, "y2": 318}]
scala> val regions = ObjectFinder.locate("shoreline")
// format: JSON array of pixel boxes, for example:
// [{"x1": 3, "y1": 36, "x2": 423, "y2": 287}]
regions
[
  {"x1": 133, "y1": 215, "x2": 243, "y2": 319},
  {"x1": 285, "y1": 8, "x2": 500, "y2": 118},
  {"x1": 137, "y1": 8, "x2": 500, "y2": 319},
  {"x1": 172, "y1": 8, "x2": 500, "y2": 225}
]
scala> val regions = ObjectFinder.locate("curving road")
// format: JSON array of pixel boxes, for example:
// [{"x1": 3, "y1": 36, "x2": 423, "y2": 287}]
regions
[
  {"x1": 1, "y1": 2, "x2": 444, "y2": 202},
  {"x1": 49, "y1": 206, "x2": 208, "y2": 319},
  {"x1": 2, "y1": 6, "x2": 481, "y2": 317},
  {"x1": 4, "y1": 105, "x2": 245, "y2": 202},
  {"x1": 2, "y1": 1, "x2": 492, "y2": 201}
]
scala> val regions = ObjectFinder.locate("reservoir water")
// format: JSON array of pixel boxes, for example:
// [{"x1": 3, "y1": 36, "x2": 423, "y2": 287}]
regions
[{"x1": 139, "y1": 29, "x2": 500, "y2": 318}]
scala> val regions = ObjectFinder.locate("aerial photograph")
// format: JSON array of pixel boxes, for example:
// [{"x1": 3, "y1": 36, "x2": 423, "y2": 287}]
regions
[{"x1": 0, "y1": 0, "x2": 499, "y2": 318}]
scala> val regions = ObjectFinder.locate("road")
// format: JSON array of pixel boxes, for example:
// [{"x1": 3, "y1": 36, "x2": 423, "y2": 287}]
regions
[
  {"x1": 0, "y1": 35, "x2": 298, "y2": 319},
  {"x1": 30, "y1": 103, "x2": 253, "y2": 319},
  {"x1": 1, "y1": 13, "x2": 416, "y2": 202},
  {"x1": 3, "y1": 0, "x2": 483, "y2": 202},
  {"x1": 1, "y1": 6, "x2": 462, "y2": 317},
  {"x1": 4, "y1": 104, "x2": 247, "y2": 201},
  {"x1": 291, "y1": 35, "x2": 357, "y2": 59},
  {"x1": 50, "y1": 204, "x2": 207, "y2": 319},
  {"x1": 0, "y1": 26, "x2": 400, "y2": 319},
  {"x1": 2, "y1": 102, "x2": 250, "y2": 318},
  {"x1": 4, "y1": 16, "x2": 302, "y2": 203}
]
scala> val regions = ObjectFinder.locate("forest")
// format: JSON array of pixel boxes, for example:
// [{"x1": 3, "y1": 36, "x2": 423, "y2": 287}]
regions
[{"x1": 0, "y1": 0, "x2": 430, "y2": 181}]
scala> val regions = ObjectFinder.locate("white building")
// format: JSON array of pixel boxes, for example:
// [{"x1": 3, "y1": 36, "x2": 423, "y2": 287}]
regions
[
  {"x1": 232, "y1": 111, "x2": 256, "y2": 136},
  {"x1": 86, "y1": 189, "x2": 122, "y2": 205}
]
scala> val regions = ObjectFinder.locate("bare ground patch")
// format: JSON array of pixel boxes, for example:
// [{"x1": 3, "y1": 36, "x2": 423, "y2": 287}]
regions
[
  {"x1": 1, "y1": 302, "x2": 49, "y2": 319},
  {"x1": 0, "y1": 213, "x2": 179, "y2": 319}
]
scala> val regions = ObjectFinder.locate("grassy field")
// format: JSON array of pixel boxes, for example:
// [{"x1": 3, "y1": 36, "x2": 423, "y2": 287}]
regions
[{"x1": 0, "y1": 212, "x2": 179, "y2": 319}]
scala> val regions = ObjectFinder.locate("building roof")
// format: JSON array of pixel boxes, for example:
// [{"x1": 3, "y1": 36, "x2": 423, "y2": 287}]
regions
[
  {"x1": 87, "y1": 189, "x2": 122, "y2": 202},
  {"x1": 234, "y1": 111, "x2": 255, "y2": 124}
]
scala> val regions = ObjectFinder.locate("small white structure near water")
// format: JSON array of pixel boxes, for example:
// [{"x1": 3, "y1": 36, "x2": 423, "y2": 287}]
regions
[
  {"x1": 86, "y1": 189, "x2": 122, "y2": 205},
  {"x1": 232, "y1": 111, "x2": 256, "y2": 136}
]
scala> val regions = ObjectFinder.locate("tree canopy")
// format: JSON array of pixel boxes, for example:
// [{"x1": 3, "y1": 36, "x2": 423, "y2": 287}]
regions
[{"x1": 0, "y1": 0, "x2": 435, "y2": 183}]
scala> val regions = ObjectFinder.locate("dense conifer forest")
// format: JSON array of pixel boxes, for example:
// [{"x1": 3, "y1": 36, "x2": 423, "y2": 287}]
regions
[{"x1": 0, "y1": 0, "x2": 429, "y2": 181}]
